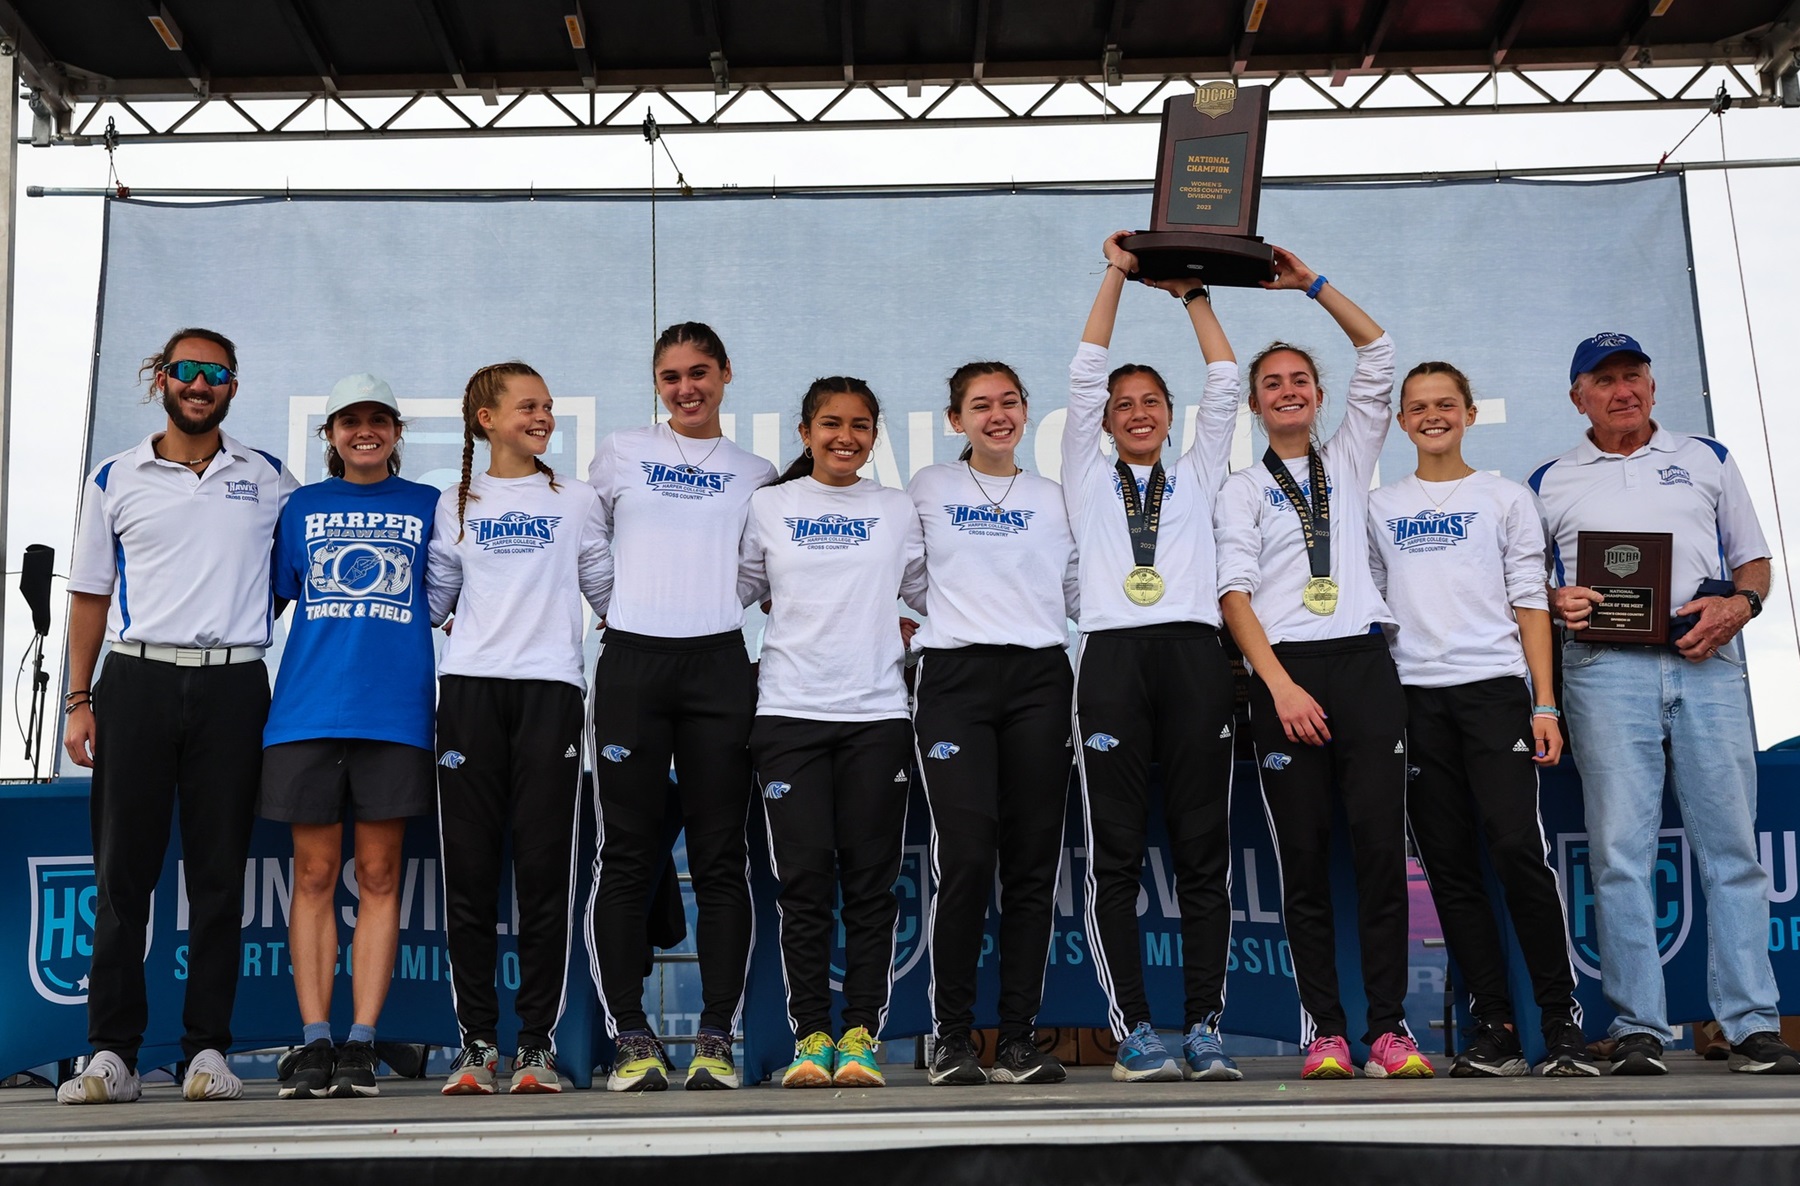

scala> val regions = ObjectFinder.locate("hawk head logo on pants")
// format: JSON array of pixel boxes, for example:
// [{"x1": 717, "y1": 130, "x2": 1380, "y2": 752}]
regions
[{"x1": 1084, "y1": 733, "x2": 1120, "y2": 752}]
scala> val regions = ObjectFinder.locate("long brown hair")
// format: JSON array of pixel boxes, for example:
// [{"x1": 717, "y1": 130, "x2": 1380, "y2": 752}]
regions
[
  {"x1": 456, "y1": 361, "x2": 559, "y2": 540},
  {"x1": 947, "y1": 361, "x2": 1027, "y2": 462},
  {"x1": 317, "y1": 408, "x2": 407, "y2": 478},
  {"x1": 774, "y1": 376, "x2": 881, "y2": 485}
]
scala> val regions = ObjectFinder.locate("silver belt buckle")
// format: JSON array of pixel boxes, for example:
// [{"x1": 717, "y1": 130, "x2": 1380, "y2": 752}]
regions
[{"x1": 174, "y1": 647, "x2": 209, "y2": 667}]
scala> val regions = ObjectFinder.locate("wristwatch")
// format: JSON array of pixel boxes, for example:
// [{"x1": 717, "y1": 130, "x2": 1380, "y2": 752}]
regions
[
  {"x1": 1736, "y1": 588, "x2": 1764, "y2": 618},
  {"x1": 1181, "y1": 286, "x2": 1211, "y2": 306}
]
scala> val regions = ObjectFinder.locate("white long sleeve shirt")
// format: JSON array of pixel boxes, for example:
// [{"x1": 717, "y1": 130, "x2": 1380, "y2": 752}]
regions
[
  {"x1": 588, "y1": 423, "x2": 776, "y2": 637},
  {"x1": 738, "y1": 476, "x2": 927, "y2": 721},
  {"x1": 1213, "y1": 333, "x2": 1397, "y2": 646},
  {"x1": 426, "y1": 471, "x2": 609, "y2": 689},
  {"x1": 1368, "y1": 470, "x2": 1548, "y2": 688},
  {"x1": 1061, "y1": 342, "x2": 1240, "y2": 633},
  {"x1": 906, "y1": 461, "x2": 1078, "y2": 650}
]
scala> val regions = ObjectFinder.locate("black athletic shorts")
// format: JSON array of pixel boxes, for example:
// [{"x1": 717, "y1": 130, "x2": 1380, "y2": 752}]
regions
[{"x1": 258, "y1": 738, "x2": 436, "y2": 824}]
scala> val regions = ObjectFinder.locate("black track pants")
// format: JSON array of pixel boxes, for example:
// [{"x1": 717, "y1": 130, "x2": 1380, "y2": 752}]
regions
[
  {"x1": 1404, "y1": 677, "x2": 1579, "y2": 1031},
  {"x1": 587, "y1": 628, "x2": 756, "y2": 1037},
  {"x1": 1249, "y1": 633, "x2": 1409, "y2": 1044},
  {"x1": 752, "y1": 715, "x2": 913, "y2": 1040},
  {"x1": 1073, "y1": 623, "x2": 1236, "y2": 1037},
  {"x1": 437, "y1": 675, "x2": 583, "y2": 1051},
  {"x1": 87, "y1": 653, "x2": 270, "y2": 1068},
  {"x1": 912, "y1": 645, "x2": 1073, "y2": 1041}
]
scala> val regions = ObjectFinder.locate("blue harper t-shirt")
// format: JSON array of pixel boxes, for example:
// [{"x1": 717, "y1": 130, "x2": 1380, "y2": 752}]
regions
[{"x1": 264, "y1": 475, "x2": 440, "y2": 750}]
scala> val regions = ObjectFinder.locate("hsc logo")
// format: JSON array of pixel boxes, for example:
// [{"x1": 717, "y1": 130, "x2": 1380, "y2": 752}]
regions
[
  {"x1": 830, "y1": 844, "x2": 931, "y2": 989},
  {"x1": 29, "y1": 856, "x2": 151, "y2": 1006},
  {"x1": 1557, "y1": 829, "x2": 1693, "y2": 980}
]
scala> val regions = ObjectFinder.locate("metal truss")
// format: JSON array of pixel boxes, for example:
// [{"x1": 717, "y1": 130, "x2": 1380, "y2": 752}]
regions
[{"x1": 23, "y1": 60, "x2": 1789, "y2": 148}]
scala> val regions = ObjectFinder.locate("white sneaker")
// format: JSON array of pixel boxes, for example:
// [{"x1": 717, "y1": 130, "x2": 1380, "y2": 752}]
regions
[
  {"x1": 182, "y1": 1049, "x2": 244, "y2": 1101},
  {"x1": 56, "y1": 1051, "x2": 141, "y2": 1105}
]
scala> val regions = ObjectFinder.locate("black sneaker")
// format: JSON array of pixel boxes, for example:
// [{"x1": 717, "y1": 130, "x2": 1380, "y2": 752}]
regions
[
  {"x1": 1728, "y1": 1031, "x2": 1800, "y2": 1074},
  {"x1": 1538, "y1": 1020, "x2": 1602, "y2": 1077},
  {"x1": 1610, "y1": 1032, "x2": 1668, "y2": 1076},
  {"x1": 329, "y1": 1040, "x2": 380, "y2": 1098},
  {"x1": 927, "y1": 1034, "x2": 987, "y2": 1086},
  {"x1": 1452, "y1": 1021, "x2": 1527, "y2": 1078},
  {"x1": 276, "y1": 1038, "x2": 334, "y2": 1100},
  {"x1": 988, "y1": 1034, "x2": 1067, "y2": 1085}
]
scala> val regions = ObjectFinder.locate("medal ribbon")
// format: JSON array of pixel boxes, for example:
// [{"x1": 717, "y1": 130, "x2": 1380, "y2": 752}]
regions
[
  {"x1": 1262, "y1": 447, "x2": 1331, "y2": 579},
  {"x1": 1115, "y1": 459, "x2": 1168, "y2": 570}
]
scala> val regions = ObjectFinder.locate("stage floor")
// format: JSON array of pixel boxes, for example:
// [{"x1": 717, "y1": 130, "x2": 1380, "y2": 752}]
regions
[{"x1": 3, "y1": 1057, "x2": 1799, "y2": 1162}]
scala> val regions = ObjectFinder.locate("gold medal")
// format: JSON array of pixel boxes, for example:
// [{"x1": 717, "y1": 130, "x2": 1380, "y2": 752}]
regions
[
  {"x1": 1124, "y1": 566, "x2": 1166, "y2": 606},
  {"x1": 1302, "y1": 576, "x2": 1339, "y2": 616}
]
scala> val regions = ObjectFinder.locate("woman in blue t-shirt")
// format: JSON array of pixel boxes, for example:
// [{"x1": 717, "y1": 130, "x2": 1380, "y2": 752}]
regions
[{"x1": 260, "y1": 374, "x2": 442, "y2": 1100}]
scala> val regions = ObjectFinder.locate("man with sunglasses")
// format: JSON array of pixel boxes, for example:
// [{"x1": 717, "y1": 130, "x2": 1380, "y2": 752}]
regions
[{"x1": 59, "y1": 328, "x2": 299, "y2": 1104}]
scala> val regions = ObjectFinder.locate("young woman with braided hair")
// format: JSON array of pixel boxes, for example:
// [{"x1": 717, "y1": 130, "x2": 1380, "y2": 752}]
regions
[{"x1": 425, "y1": 361, "x2": 610, "y2": 1096}]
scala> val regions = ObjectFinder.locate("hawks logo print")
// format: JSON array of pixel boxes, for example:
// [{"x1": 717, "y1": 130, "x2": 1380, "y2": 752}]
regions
[
  {"x1": 1386, "y1": 510, "x2": 1478, "y2": 553},
  {"x1": 785, "y1": 515, "x2": 878, "y2": 550},
  {"x1": 1557, "y1": 828, "x2": 1693, "y2": 980},
  {"x1": 640, "y1": 461, "x2": 734, "y2": 499},
  {"x1": 467, "y1": 511, "x2": 561, "y2": 554},
  {"x1": 926, "y1": 742, "x2": 960, "y2": 760},
  {"x1": 942, "y1": 505, "x2": 1034, "y2": 537},
  {"x1": 29, "y1": 856, "x2": 144, "y2": 1006},
  {"x1": 1264, "y1": 476, "x2": 1330, "y2": 509}
]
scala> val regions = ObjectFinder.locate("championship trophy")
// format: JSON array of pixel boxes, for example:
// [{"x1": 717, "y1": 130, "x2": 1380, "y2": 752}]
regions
[{"x1": 1122, "y1": 81, "x2": 1275, "y2": 286}]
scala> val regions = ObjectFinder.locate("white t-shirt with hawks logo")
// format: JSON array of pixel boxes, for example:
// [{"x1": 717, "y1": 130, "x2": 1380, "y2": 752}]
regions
[
  {"x1": 588, "y1": 422, "x2": 776, "y2": 638},
  {"x1": 426, "y1": 470, "x2": 610, "y2": 689},
  {"x1": 1368, "y1": 470, "x2": 1549, "y2": 688},
  {"x1": 1213, "y1": 333, "x2": 1397, "y2": 649},
  {"x1": 737, "y1": 476, "x2": 927, "y2": 722},
  {"x1": 69, "y1": 431, "x2": 299, "y2": 649}
]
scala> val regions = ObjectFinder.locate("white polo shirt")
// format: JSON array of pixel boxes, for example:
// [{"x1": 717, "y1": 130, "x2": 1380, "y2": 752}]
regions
[
  {"x1": 1527, "y1": 424, "x2": 1768, "y2": 611},
  {"x1": 68, "y1": 431, "x2": 299, "y2": 648}
]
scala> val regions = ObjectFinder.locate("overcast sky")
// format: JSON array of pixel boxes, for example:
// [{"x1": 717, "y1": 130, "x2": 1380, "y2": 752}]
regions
[{"x1": 3, "y1": 72, "x2": 1797, "y2": 775}]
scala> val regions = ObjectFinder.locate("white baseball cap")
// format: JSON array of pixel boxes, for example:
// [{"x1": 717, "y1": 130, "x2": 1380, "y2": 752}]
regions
[{"x1": 325, "y1": 373, "x2": 400, "y2": 418}]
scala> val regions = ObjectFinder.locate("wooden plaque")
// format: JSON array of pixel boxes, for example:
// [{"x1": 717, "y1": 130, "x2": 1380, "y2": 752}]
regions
[{"x1": 1574, "y1": 531, "x2": 1673, "y2": 645}]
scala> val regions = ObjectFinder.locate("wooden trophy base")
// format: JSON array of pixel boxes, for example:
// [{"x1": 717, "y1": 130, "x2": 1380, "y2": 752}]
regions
[{"x1": 1121, "y1": 232, "x2": 1275, "y2": 286}]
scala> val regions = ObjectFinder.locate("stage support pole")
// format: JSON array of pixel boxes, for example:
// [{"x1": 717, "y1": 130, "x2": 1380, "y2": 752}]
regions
[{"x1": 0, "y1": 48, "x2": 18, "y2": 756}]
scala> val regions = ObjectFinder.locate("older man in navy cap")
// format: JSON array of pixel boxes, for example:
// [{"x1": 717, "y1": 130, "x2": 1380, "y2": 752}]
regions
[{"x1": 1529, "y1": 332, "x2": 1795, "y2": 1076}]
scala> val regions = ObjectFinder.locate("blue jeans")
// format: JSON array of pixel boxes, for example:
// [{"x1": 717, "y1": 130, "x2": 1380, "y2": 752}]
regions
[{"x1": 1562, "y1": 641, "x2": 1778, "y2": 1044}]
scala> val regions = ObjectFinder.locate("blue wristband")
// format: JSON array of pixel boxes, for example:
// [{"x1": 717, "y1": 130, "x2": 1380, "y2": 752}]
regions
[
  {"x1": 1532, "y1": 705, "x2": 1561, "y2": 719},
  {"x1": 1305, "y1": 274, "x2": 1328, "y2": 300}
]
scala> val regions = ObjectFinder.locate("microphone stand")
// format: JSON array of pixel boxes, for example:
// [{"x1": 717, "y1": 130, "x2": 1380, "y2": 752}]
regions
[{"x1": 23, "y1": 631, "x2": 48, "y2": 781}]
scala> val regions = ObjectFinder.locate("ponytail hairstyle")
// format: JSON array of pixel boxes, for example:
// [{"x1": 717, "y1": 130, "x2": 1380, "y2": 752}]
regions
[
  {"x1": 139, "y1": 326, "x2": 239, "y2": 397},
  {"x1": 1103, "y1": 363, "x2": 1175, "y2": 441},
  {"x1": 1402, "y1": 359, "x2": 1476, "y2": 408},
  {"x1": 947, "y1": 361, "x2": 1028, "y2": 462},
  {"x1": 653, "y1": 321, "x2": 731, "y2": 372},
  {"x1": 455, "y1": 360, "x2": 558, "y2": 541},
  {"x1": 1247, "y1": 341, "x2": 1327, "y2": 446},
  {"x1": 773, "y1": 376, "x2": 881, "y2": 485},
  {"x1": 317, "y1": 409, "x2": 407, "y2": 478}
]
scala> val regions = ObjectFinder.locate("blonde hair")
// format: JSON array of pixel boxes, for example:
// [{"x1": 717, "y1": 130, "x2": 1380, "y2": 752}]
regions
[{"x1": 456, "y1": 361, "x2": 559, "y2": 540}]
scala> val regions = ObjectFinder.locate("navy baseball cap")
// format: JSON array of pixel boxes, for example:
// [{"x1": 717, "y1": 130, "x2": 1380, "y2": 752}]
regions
[{"x1": 1569, "y1": 332, "x2": 1651, "y2": 384}]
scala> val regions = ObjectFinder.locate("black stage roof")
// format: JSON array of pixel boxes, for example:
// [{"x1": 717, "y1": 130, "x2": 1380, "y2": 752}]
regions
[{"x1": 2, "y1": 1, "x2": 1797, "y2": 142}]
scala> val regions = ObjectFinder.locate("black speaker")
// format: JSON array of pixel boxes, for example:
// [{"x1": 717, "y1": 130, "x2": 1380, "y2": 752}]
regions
[{"x1": 20, "y1": 544, "x2": 53, "y2": 636}]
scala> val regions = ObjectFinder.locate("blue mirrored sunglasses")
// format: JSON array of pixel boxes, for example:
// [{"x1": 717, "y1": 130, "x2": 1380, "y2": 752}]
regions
[{"x1": 161, "y1": 359, "x2": 235, "y2": 385}]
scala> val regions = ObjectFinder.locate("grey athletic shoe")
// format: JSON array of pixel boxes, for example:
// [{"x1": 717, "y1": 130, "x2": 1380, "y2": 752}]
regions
[
  {"x1": 509, "y1": 1046, "x2": 564, "y2": 1094},
  {"x1": 183, "y1": 1049, "x2": 244, "y2": 1101},
  {"x1": 56, "y1": 1051, "x2": 141, "y2": 1105},
  {"x1": 441, "y1": 1040, "x2": 500, "y2": 1095}
]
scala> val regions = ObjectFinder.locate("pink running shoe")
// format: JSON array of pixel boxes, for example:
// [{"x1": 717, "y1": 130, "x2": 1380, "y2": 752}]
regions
[
  {"x1": 1365, "y1": 1031, "x2": 1435, "y2": 1079},
  {"x1": 1302, "y1": 1035, "x2": 1355, "y2": 1079}
]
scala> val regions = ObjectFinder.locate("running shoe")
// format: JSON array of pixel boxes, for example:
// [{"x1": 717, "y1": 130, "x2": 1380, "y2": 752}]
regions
[
  {"x1": 1452, "y1": 1021, "x2": 1527, "y2": 1078},
  {"x1": 1302, "y1": 1034, "x2": 1355, "y2": 1080},
  {"x1": 55, "y1": 1051, "x2": 140, "y2": 1105},
  {"x1": 1112, "y1": 1022, "x2": 1181, "y2": 1082},
  {"x1": 277, "y1": 1038, "x2": 335, "y2": 1099},
  {"x1": 329, "y1": 1040, "x2": 380, "y2": 1098},
  {"x1": 1609, "y1": 1032, "x2": 1668, "y2": 1076},
  {"x1": 927, "y1": 1034, "x2": 987, "y2": 1086},
  {"x1": 685, "y1": 1028, "x2": 740, "y2": 1090},
  {"x1": 1365, "y1": 1031, "x2": 1434, "y2": 1079},
  {"x1": 988, "y1": 1035, "x2": 1067, "y2": 1085},
  {"x1": 607, "y1": 1030, "x2": 669, "y2": 1093},
  {"x1": 1182, "y1": 1018, "x2": 1243, "y2": 1082},
  {"x1": 441, "y1": 1039, "x2": 500, "y2": 1095},
  {"x1": 1728, "y1": 1031, "x2": 1800, "y2": 1074},
  {"x1": 783, "y1": 1031, "x2": 836, "y2": 1088},
  {"x1": 833, "y1": 1026, "x2": 885, "y2": 1087},
  {"x1": 182, "y1": 1049, "x2": 244, "y2": 1100},
  {"x1": 1537, "y1": 1020, "x2": 1602, "y2": 1077},
  {"x1": 510, "y1": 1046, "x2": 564, "y2": 1093}
]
